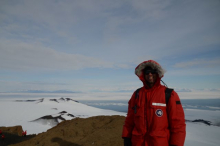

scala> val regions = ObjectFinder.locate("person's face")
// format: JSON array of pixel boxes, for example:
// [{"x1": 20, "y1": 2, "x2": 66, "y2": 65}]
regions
[{"x1": 144, "y1": 69, "x2": 158, "y2": 87}]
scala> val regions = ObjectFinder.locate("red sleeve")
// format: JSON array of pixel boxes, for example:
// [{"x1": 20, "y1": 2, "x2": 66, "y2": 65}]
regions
[
  {"x1": 122, "y1": 92, "x2": 135, "y2": 138},
  {"x1": 167, "y1": 91, "x2": 186, "y2": 146}
]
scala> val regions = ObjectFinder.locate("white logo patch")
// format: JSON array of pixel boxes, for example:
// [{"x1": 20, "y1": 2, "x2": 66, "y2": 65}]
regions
[
  {"x1": 152, "y1": 102, "x2": 166, "y2": 107},
  {"x1": 155, "y1": 109, "x2": 163, "y2": 117}
]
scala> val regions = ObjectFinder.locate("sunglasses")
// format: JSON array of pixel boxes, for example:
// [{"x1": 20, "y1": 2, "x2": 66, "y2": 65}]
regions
[{"x1": 144, "y1": 70, "x2": 157, "y2": 75}]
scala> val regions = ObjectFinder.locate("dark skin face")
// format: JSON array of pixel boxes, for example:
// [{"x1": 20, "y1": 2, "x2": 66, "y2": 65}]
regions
[{"x1": 144, "y1": 70, "x2": 158, "y2": 88}]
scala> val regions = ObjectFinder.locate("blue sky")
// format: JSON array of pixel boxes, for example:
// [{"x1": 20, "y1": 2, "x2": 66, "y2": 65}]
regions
[{"x1": 0, "y1": 0, "x2": 220, "y2": 93}]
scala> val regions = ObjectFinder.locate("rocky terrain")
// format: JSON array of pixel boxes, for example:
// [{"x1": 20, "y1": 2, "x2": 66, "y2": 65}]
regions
[
  {"x1": 0, "y1": 115, "x2": 125, "y2": 146},
  {"x1": 0, "y1": 126, "x2": 36, "y2": 146}
]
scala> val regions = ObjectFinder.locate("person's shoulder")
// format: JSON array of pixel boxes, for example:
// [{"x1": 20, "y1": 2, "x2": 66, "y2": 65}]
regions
[
  {"x1": 169, "y1": 89, "x2": 181, "y2": 100},
  {"x1": 135, "y1": 87, "x2": 142, "y2": 93},
  {"x1": 161, "y1": 86, "x2": 179, "y2": 97},
  {"x1": 170, "y1": 89, "x2": 178, "y2": 95},
  {"x1": 130, "y1": 87, "x2": 143, "y2": 98}
]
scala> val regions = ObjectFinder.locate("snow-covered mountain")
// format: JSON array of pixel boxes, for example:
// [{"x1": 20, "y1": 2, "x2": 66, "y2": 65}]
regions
[{"x1": 0, "y1": 97, "x2": 126, "y2": 134}]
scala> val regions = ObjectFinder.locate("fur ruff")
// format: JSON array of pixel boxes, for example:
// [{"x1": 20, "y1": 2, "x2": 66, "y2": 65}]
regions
[{"x1": 135, "y1": 60, "x2": 165, "y2": 78}]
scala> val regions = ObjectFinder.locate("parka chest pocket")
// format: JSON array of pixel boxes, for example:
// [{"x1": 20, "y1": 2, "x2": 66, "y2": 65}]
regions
[
  {"x1": 131, "y1": 88, "x2": 143, "y2": 115},
  {"x1": 150, "y1": 102, "x2": 169, "y2": 130},
  {"x1": 132, "y1": 104, "x2": 145, "y2": 130},
  {"x1": 150, "y1": 102, "x2": 168, "y2": 120},
  {"x1": 131, "y1": 98, "x2": 143, "y2": 116},
  {"x1": 131, "y1": 97, "x2": 145, "y2": 116}
]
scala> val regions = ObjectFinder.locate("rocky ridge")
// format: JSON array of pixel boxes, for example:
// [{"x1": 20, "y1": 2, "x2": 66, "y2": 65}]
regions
[{"x1": 1, "y1": 115, "x2": 125, "y2": 146}]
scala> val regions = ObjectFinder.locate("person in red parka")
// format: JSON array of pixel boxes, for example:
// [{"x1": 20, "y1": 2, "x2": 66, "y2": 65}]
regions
[
  {"x1": 22, "y1": 130, "x2": 27, "y2": 137},
  {"x1": 122, "y1": 60, "x2": 186, "y2": 146}
]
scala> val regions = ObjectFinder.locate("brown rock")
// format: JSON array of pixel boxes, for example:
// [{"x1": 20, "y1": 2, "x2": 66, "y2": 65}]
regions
[
  {"x1": 0, "y1": 126, "x2": 23, "y2": 136},
  {"x1": 0, "y1": 126, "x2": 35, "y2": 146},
  {"x1": 9, "y1": 115, "x2": 126, "y2": 146}
]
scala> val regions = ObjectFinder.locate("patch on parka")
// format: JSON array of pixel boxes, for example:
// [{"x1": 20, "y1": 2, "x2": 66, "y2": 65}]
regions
[{"x1": 155, "y1": 109, "x2": 163, "y2": 117}]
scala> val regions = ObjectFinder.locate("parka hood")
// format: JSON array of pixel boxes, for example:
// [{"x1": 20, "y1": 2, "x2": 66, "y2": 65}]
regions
[{"x1": 135, "y1": 60, "x2": 165, "y2": 81}]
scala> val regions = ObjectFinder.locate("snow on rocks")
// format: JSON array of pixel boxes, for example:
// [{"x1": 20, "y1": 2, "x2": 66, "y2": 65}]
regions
[{"x1": 0, "y1": 97, "x2": 126, "y2": 134}]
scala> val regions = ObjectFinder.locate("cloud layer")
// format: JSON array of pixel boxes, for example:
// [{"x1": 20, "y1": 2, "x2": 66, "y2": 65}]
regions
[
  {"x1": 0, "y1": 0, "x2": 220, "y2": 92},
  {"x1": 0, "y1": 39, "x2": 114, "y2": 71}
]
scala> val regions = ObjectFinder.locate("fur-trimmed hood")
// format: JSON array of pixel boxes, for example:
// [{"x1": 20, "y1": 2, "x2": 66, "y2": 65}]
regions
[{"x1": 135, "y1": 60, "x2": 165, "y2": 79}]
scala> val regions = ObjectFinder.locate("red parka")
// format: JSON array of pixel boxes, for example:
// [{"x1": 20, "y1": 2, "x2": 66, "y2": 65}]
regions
[{"x1": 122, "y1": 60, "x2": 186, "y2": 146}]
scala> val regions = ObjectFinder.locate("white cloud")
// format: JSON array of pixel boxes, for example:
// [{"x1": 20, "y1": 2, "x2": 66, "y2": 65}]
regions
[
  {"x1": 174, "y1": 88, "x2": 192, "y2": 92},
  {"x1": 131, "y1": 0, "x2": 172, "y2": 19},
  {"x1": 178, "y1": 90, "x2": 220, "y2": 99},
  {"x1": 174, "y1": 59, "x2": 220, "y2": 68},
  {"x1": 1, "y1": 0, "x2": 219, "y2": 63},
  {"x1": 0, "y1": 0, "x2": 220, "y2": 93},
  {"x1": 0, "y1": 39, "x2": 114, "y2": 71},
  {"x1": 0, "y1": 0, "x2": 123, "y2": 30},
  {"x1": 167, "y1": 67, "x2": 220, "y2": 76}
]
